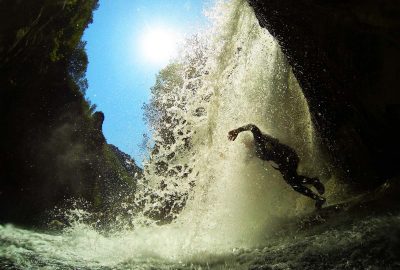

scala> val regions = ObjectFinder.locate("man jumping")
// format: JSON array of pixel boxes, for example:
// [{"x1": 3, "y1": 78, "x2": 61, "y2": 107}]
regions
[{"x1": 228, "y1": 124, "x2": 326, "y2": 209}]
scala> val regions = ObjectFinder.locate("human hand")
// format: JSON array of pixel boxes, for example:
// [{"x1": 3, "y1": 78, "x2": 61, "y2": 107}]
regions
[{"x1": 228, "y1": 129, "x2": 239, "y2": 141}]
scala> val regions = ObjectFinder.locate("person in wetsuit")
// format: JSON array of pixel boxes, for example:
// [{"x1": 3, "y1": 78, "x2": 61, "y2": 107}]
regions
[{"x1": 228, "y1": 124, "x2": 326, "y2": 209}]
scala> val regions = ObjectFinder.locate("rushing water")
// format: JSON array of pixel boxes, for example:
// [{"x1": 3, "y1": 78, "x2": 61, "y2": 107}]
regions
[
  {"x1": 2, "y1": 0, "x2": 395, "y2": 269},
  {"x1": 1, "y1": 212, "x2": 399, "y2": 269}
]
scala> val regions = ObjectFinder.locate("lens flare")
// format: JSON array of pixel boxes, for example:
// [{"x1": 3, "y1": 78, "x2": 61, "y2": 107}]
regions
[{"x1": 139, "y1": 26, "x2": 182, "y2": 65}]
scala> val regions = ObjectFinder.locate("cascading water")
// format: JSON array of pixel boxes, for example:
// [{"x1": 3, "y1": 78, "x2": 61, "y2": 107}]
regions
[
  {"x1": 3, "y1": 1, "x2": 396, "y2": 269},
  {"x1": 135, "y1": 0, "x2": 328, "y2": 250}
]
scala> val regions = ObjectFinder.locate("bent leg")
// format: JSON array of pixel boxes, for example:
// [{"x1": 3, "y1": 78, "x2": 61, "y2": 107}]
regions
[
  {"x1": 281, "y1": 169, "x2": 326, "y2": 209},
  {"x1": 300, "y1": 176, "x2": 325, "y2": 195},
  {"x1": 291, "y1": 184, "x2": 320, "y2": 200},
  {"x1": 300, "y1": 176, "x2": 318, "y2": 185},
  {"x1": 284, "y1": 157, "x2": 325, "y2": 195}
]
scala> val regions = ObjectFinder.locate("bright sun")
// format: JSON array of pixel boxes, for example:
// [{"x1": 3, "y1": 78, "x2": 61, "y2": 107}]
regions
[{"x1": 139, "y1": 26, "x2": 181, "y2": 66}]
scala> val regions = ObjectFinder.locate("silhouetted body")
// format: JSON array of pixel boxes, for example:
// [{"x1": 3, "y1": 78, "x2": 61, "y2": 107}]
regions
[{"x1": 228, "y1": 124, "x2": 326, "y2": 209}]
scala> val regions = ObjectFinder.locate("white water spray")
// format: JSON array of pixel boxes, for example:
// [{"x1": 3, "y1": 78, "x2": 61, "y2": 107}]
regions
[
  {"x1": 0, "y1": 0, "x2": 333, "y2": 268},
  {"x1": 135, "y1": 0, "x2": 326, "y2": 254}
]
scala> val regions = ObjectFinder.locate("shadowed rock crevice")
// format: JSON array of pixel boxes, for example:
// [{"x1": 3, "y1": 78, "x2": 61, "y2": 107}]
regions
[
  {"x1": 248, "y1": 0, "x2": 400, "y2": 190},
  {"x1": 0, "y1": 0, "x2": 141, "y2": 226}
]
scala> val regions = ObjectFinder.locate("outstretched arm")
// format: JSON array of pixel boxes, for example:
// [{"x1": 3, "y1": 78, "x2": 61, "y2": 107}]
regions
[{"x1": 228, "y1": 124, "x2": 260, "y2": 141}]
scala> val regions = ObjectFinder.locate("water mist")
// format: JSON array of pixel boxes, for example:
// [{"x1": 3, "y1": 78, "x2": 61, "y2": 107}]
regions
[
  {"x1": 136, "y1": 0, "x2": 327, "y2": 254},
  {"x1": 0, "y1": 0, "x2": 333, "y2": 268}
]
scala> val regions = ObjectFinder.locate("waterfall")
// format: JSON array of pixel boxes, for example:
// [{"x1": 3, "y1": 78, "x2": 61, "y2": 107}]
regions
[
  {"x1": 134, "y1": 0, "x2": 325, "y2": 253},
  {"x1": 0, "y1": 0, "x2": 335, "y2": 268}
]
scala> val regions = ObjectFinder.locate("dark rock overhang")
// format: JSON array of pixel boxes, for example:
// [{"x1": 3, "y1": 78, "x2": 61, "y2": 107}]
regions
[{"x1": 248, "y1": 0, "x2": 400, "y2": 190}]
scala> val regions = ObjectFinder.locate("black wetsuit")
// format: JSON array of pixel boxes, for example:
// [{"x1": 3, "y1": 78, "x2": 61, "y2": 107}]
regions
[{"x1": 237, "y1": 124, "x2": 325, "y2": 204}]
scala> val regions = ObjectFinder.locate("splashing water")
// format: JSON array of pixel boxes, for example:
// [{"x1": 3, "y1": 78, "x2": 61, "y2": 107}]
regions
[
  {"x1": 135, "y1": 0, "x2": 329, "y2": 250},
  {"x1": 0, "y1": 0, "x2": 350, "y2": 269}
]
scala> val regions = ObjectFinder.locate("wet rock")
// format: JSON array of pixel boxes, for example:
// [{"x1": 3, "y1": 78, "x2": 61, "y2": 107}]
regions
[
  {"x1": 248, "y1": 0, "x2": 400, "y2": 191},
  {"x1": 0, "y1": 0, "x2": 141, "y2": 227}
]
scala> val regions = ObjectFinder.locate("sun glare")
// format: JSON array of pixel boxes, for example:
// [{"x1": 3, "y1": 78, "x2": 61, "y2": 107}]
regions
[{"x1": 139, "y1": 26, "x2": 182, "y2": 66}]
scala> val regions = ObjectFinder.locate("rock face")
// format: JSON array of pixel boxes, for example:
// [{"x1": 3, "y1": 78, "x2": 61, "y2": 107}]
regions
[
  {"x1": 100, "y1": 144, "x2": 143, "y2": 206},
  {"x1": 0, "y1": 0, "x2": 141, "y2": 226},
  {"x1": 248, "y1": 0, "x2": 400, "y2": 190},
  {"x1": 108, "y1": 144, "x2": 143, "y2": 180}
]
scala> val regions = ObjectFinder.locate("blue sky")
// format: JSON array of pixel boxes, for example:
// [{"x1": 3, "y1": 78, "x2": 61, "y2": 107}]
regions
[{"x1": 83, "y1": 1, "x2": 208, "y2": 165}]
